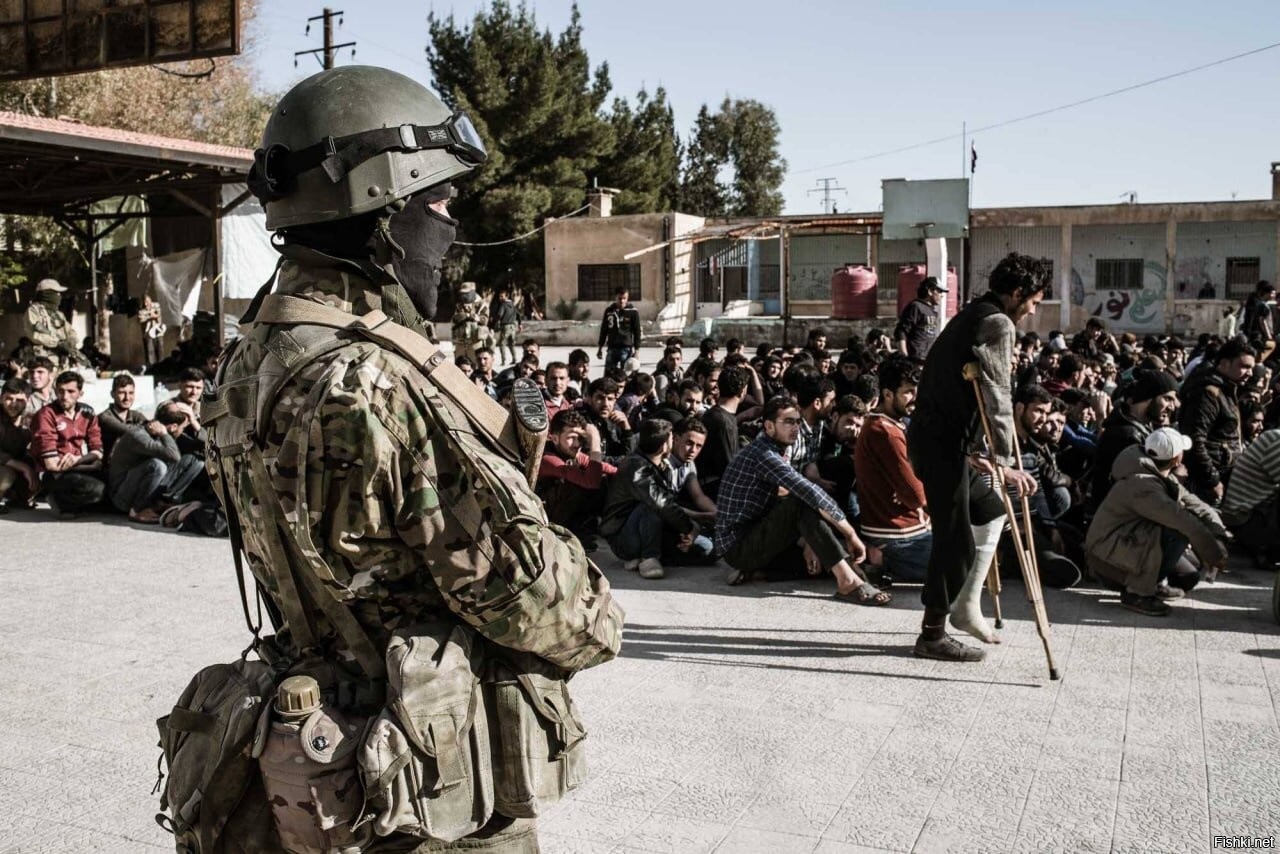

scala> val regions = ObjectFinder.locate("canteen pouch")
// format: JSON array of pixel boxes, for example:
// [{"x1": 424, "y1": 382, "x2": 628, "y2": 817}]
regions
[
  {"x1": 256, "y1": 704, "x2": 371, "y2": 854},
  {"x1": 485, "y1": 656, "x2": 588, "y2": 819},
  {"x1": 156, "y1": 658, "x2": 279, "y2": 853},
  {"x1": 358, "y1": 623, "x2": 493, "y2": 842}
]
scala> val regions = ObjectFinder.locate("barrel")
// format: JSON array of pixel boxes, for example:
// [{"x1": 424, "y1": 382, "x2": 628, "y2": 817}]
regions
[
  {"x1": 830, "y1": 264, "x2": 878, "y2": 319},
  {"x1": 896, "y1": 264, "x2": 959, "y2": 319}
]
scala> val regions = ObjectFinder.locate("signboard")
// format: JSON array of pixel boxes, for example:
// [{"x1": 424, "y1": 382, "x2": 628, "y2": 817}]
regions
[
  {"x1": 882, "y1": 178, "x2": 970, "y2": 241},
  {"x1": 0, "y1": 0, "x2": 240, "y2": 81}
]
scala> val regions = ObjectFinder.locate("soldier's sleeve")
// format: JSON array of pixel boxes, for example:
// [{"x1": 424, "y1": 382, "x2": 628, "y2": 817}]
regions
[
  {"x1": 368, "y1": 366, "x2": 624, "y2": 674},
  {"x1": 973, "y1": 312, "x2": 1017, "y2": 466}
]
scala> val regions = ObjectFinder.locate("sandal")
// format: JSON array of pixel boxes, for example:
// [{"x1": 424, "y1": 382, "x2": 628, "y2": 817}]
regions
[{"x1": 833, "y1": 582, "x2": 892, "y2": 606}]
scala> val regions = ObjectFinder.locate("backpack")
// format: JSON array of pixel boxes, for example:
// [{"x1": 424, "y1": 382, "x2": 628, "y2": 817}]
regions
[{"x1": 156, "y1": 658, "x2": 279, "y2": 853}]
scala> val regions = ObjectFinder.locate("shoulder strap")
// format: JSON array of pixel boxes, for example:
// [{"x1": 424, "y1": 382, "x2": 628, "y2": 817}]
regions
[{"x1": 254, "y1": 294, "x2": 523, "y2": 464}]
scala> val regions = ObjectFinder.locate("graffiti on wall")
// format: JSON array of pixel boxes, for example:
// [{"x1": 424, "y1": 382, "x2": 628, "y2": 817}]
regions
[
  {"x1": 1080, "y1": 261, "x2": 1166, "y2": 331},
  {"x1": 790, "y1": 264, "x2": 834, "y2": 301},
  {"x1": 1174, "y1": 255, "x2": 1213, "y2": 297}
]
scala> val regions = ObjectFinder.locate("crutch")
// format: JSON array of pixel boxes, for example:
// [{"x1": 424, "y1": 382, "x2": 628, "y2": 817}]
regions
[
  {"x1": 987, "y1": 554, "x2": 1004, "y2": 629},
  {"x1": 963, "y1": 362, "x2": 1061, "y2": 681}
]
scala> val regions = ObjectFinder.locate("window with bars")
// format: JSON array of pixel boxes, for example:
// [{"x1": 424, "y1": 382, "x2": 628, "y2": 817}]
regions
[
  {"x1": 1226, "y1": 257, "x2": 1262, "y2": 298},
  {"x1": 577, "y1": 263, "x2": 640, "y2": 301},
  {"x1": 1095, "y1": 258, "x2": 1144, "y2": 291}
]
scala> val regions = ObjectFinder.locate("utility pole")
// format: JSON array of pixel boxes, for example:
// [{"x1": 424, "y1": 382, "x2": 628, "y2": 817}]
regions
[
  {"x1": 295, "y1": 8, "x2": 355, "y2": 70},
  {"x1": 807, "y1": 177, "x2": 847, "y2": 214}
]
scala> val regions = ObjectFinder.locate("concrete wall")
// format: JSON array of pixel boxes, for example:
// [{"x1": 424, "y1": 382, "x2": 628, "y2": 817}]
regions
[{"x1": 543, "y1": 212, "x2": 703, "y2": 322}]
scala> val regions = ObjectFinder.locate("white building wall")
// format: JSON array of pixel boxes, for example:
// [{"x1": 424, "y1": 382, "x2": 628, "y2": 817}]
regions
[
  {"x1": 1070, "y1": 223, "x2": 1168, "y2": 332},
  {"x1": 969, "y1": 226, "x2": 1062, "y2": 298},
  {"x1": 1173, "y1": 221, "x2": 1276, "y2": 300}
]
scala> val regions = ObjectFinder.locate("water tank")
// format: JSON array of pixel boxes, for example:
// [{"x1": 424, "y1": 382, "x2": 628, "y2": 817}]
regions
[
  {"x1": 896, "y1": 264, "x2": 959, "y2": 319},
  {"x1": 830, "y1": 264, "x2": 878, "y2": 319}
]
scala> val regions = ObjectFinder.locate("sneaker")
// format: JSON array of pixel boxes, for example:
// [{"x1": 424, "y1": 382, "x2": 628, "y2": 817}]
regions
[
  {"x1": 623, "y1": 558, "x2": 641, "y2": 573},
  {"x1": 637, "y1": 558, "x2": 665, "y2": 579},
  {"x1": 1120, "y1": 591, "x2": 1172, "y2": 616},
  {"x1": 1040, "y1": 555, "x2": 1082, "y2": 589},
  {"x1": 1154, "y1": 582, "x2": 1185, "y2": 601}
]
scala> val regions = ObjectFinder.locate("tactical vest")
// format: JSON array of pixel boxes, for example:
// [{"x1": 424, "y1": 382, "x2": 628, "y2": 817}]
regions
[{"x1": 911, "y1": 294, "x2": 1003, "y2": 451}]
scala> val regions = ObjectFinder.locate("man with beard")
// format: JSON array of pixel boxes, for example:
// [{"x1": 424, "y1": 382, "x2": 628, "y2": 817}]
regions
[
  {"x1": 536, "y1": 408, "x2": 616, "y2": 541},
  {"x1": 856, "y1": 356, "x2": 930, "y2": 584},
  {"x1": 1092, "y1": 369, "x2": 1180, "y2": 510},
  {"x1": 908, "y1": 253, "x2": 1048, "y2": 663},
  {"x1": 542, "y1": 360, "x2": 574, "y2": 419},
  {"x1": 893, "y1": 276, "x2": 947, "y2": 361},
  {"x1": 576, "y1": 376, "x2": 632, "y2": 464},
  {"x1": 195, "y1": 66, "x2": 621, "y2": 852},
  {"x1": 716, "y1": 397, "x2": 886, "y2": 604},
  {"x1": 1179, "y1": 337, "x2": 1256, "y2": 504},
  {"x1": 651, "y1": 378, "x2": 705, "y2": 426}
]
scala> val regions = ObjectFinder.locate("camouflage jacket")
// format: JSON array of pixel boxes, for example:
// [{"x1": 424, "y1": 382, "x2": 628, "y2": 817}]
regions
[
  {"x1": 26, "y1": 303, "x2": 84, "y2": 370},
  {"x1": 212, "y1": 256, "x2": 623, "y2": 676}
]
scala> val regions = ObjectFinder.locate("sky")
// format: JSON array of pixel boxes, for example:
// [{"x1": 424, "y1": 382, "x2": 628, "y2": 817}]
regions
[{"x1": 246, "y1": 0, "x2": 1280, "y2": 216}]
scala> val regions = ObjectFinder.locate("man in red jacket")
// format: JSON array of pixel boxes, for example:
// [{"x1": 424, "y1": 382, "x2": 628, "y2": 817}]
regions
[
  {"x1": 30, "y1": 370, "x2": 104, "y2": 516},
  {"x1": 536, "y1": 408, "x2": 617, "y2": 544}
]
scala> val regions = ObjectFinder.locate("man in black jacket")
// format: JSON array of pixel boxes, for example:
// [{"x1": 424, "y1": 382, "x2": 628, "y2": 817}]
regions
[
  {"x1": 908, "y1": 253, "x2": 1047, "y2": 663},
  {"x1": 697, "y1": 367, "x2": 744, "y2": 499},
  {"x1": 894, "y1": 276, "x2": 946, "y2": 361},
  {"x1": 576, "y1": 376, "x2": 633, "y2": 464},
  {"x1": 1179, "y1": 337, "x2": 1256, "y2": 504},
  {"x1": 600, "y1": 419, "x2": 708, "y2": 579},
  {"x1": 1092, "y1": 370, "x2": 1179, "y2": 510},
  {"x1": 108, "y1": 401, "x2": 203, "y2": 522},
  {"x1": 596, "y1": 287, "x2": 642, "y2": 372}
]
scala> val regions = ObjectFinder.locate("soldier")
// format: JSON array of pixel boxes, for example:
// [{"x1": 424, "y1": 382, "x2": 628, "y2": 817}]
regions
[
  {"x1": 26, "y1": 279, "x2": 88, "y2": 373},
  {"x1": 451, "y1": 281, "x2": 483, "y2": 362},
  {"x1": 204, "y1": 66, "x2": 623, "y2": 852}
]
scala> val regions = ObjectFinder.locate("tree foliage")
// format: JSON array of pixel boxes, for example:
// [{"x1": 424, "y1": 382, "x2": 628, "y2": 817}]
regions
[{"x1": 426, "y1": 2, "x2": 786, "y2": 294}]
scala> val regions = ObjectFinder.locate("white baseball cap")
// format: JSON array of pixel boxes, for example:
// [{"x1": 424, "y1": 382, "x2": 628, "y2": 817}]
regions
[
  {"x1": 1145, "y1": 427, "x2": 1192, "y2": 462},
  {"x1": 35, "y1": 278, "x2": 67, "y2": 293}
]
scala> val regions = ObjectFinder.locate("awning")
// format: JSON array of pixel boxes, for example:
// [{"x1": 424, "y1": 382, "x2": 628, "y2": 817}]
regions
[{"x1": 623, "y1": 214, "x2": 884, "y2": 259}]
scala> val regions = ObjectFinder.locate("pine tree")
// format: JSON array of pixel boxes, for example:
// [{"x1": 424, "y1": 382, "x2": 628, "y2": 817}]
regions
[
  {"x1": 597, "y1": 86, "x2": 681, "y2": 214},
  {"x1": 679, "y1": 104, "x2": 731, "y2": 218},
  {"x1": 427, "y1": 1, "x2": 615, "y2": 296}
]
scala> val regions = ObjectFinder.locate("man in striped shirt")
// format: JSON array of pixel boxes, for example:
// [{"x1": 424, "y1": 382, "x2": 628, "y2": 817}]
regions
[
  {"x1": 1220, "y1": 428, "x2": 1280, "y2": 562},
  {"x1": 715, "y1": 396, "x2": 888, "y2": 604}
]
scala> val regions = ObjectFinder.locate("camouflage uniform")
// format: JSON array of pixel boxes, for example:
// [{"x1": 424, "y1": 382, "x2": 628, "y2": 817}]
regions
[
  {"x1": 451, "y1": 285, "x2": 483, "y2": 363},
  {"x1": 211, "y1": 254, "x2": 623, "y2": 851},
  {"x1": 26, "y1": 300, "x2": 86, "y2": 373}
]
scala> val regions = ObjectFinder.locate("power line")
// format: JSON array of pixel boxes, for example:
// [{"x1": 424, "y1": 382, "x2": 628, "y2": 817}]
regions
[
  {"x1": 794, "y1": 39, "x2": 1280, "y2": 175},
  {"x1": 454, "y1": 204, "x2": 592, "y2": 247},
  {"x1": 806, "y1": 177, "x2": 847, "y2": 213},
  {"x1": 295, "y1": 8, "x2": 356, "y2": 70}
]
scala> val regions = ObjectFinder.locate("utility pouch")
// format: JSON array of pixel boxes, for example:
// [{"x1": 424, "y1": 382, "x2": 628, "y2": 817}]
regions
[
  {"x1": 484, "y1": 654, "x2": 587, "y2": 819},
  {"x1": 156, "y1": 658, "x2": 280, "y2": 853},
  {"x1": 357, "y1": 622, "x2": 493, "y2": 843}
]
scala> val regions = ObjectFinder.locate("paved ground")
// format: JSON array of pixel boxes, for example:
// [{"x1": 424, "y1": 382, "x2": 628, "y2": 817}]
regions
[{"x1": 2, "y1": 510, "x2": 1279, "y2": 853}]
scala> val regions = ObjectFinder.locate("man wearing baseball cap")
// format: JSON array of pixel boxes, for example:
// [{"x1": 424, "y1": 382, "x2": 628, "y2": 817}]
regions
[
  {"x1": 1091, "y1": 368, "x2": 1180, "y2": 511},
  {"x1": 893, "y1": 275, "x2": 947, "y2": 361},
  {"x1": 1085, "y1": 427, "x2": 1229, "y2": 616}
]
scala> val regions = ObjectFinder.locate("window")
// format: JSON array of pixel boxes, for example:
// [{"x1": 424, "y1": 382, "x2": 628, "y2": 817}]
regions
[
  {"x1": 1226, "y1": 257, "x2": 1262, "y2": 298},
  {"x1": 1095, "y1": 258, "x2": 1144, "y2": 291},
  {"x1": 577, "y1": 263, "x2": 640, "y2": 301}
]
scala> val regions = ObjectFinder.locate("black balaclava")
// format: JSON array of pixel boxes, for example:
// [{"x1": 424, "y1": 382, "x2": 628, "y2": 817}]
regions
[{"x1": 387, "y1": 183, "x2": 456, "y2": 321}]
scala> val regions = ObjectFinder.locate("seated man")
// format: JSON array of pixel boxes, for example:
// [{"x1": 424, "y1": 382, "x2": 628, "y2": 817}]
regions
[
  {"x1": 1086, "y1": 428, "x2": 1228, "y2": 616},
  {"x1": 536, "y1": 409, "x2": 616, "y2": 542},
  {"x1": 0, "y1": 378, "x2": 36, "y2": 511},
  {"x1": 652, "y1": 345, "x2": 684, "y2": 401},
  {"x1": 97, "y1": 373, "x2": 148, "y2": 463},
  {"x1": 1220, "y1": 426, "x2": 1280, "y2": 564},
  {"x1": 651, "y1": 378, "x2": 704, "y2": 426},
  {"x1": 856, "y1": 357, "x2": 930, "y2": 584},
  {"x1": 108, "y1": 401, "x2": 205, "y2": 522},
  {"x1": 29, "y1": 370, "x2": 104, "y2": 516},
  {"x1": 471, "y1": 347, "x2": 498, "y2": 400},
  {"x1": 1092, "y1": 369, "x2": 1179, "y2": 510},
  {"x1": 809, "y1": 393, "x2": 868, "y2": 518},
  {"x1": 714, "y1": 397, "x2": 887, "y2": 604},
  {"x1": 668, "y1": 417, "x2": 718, "y2": 546},
  {"x1": 696, "y1": 367, "x2": 745, "y2": 500},
  {"x1": 600, "y1": 419, "x2": 709, "y2": 579},
  {"x1": 576, "y1": 376, "x2": 633, "y2": 465},
  {"x1": 23, "y1": 356, "x2": 53, "y2": 416},
  {"x1": 542, "y1": 361, "x2": 575, "y2": 419},
  {"x1": 175, "y1": 367, "x2": 206, "y2": 416}
]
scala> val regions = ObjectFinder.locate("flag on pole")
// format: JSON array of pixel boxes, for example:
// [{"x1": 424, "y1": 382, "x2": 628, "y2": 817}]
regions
[{"x1": 970, "y1": 142, "x2": 977, "y2": 174}]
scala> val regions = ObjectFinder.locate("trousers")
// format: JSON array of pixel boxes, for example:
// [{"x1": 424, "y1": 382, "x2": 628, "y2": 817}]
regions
[
  {"x1": 724, "y1": 497, "x2": 849, "y2": 581},
  {"x1": 609, "y1": 504, "x2": 713, "y2": 562},
  {"x1": 110, "y1": 454, "x2": 204, "y2": 513},
  {"x1": 43, "y1": 470, "x2": 104, "y2": 513}
]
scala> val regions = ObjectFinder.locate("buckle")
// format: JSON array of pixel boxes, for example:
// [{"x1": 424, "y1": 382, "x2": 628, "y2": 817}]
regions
[{"x1": 398, "y1": 124, "x2": 416, "y2": 150}]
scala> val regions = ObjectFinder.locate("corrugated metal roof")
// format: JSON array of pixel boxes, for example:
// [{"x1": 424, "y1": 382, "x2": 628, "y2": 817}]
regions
[{"x1": 0, "y1": 110, "x2": 253, "y2": 169}]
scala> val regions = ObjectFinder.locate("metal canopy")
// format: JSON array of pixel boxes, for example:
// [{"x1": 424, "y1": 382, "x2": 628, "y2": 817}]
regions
[{"x1": 0, "y1": 109, "x2": 252, "y2": 219}]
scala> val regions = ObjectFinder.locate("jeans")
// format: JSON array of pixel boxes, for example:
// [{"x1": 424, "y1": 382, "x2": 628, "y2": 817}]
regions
[
  {"x1": 608, "y1": 503, "x2": 712, "y2": 562},
  {"x1": 605, "y1": 346, "x2": 634, "y2": 372},
  {"x1": 495, "y1": 324, "x2": 518, "y2": 365},
  {"x1": 110, "y1": 454, "x2": 204, "y2": 513},
  {"x1": 864, "y1": 530, "x2": 932, "y2": 582}
]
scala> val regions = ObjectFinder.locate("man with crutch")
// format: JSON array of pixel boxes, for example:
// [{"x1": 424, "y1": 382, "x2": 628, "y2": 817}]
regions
[{"x1": 907, "y1": 253, "x2": 1049, "y2": 663}]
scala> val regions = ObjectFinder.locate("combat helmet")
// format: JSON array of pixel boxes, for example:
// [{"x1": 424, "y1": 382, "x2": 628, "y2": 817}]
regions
[{"x1": 248, "y1": 66, "x2": 486, "y2": 230}]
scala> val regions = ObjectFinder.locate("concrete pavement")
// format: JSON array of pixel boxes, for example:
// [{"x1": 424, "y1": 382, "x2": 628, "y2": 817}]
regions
[{"x1": 0, "y1": 509, "x2": 1278, "y2": 853}]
